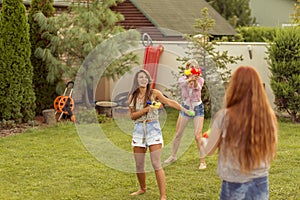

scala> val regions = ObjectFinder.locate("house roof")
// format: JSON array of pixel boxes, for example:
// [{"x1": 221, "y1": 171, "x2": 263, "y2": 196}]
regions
[
  {"x1": 0, "y1": 0, "x2": 236, "y2": 39},
  {"x1": 130, "y1": 0, "x2": 236, "y2": 36}
]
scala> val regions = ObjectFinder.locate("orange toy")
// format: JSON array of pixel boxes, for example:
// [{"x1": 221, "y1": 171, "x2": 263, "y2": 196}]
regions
[{"x1": 202, "y1": 129, "x2": 211, "y2": 138}]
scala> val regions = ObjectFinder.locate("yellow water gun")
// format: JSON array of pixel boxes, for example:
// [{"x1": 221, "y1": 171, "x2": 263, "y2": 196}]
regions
[{"x1": 147, "y1": 101, "x2": 163, "y2": 109}]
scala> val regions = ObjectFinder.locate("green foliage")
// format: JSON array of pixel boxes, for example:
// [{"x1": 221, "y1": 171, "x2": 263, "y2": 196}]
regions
[
  {"x1": 28, "y1": 0, "x2": 57, "y2": 115},
  {"x1": 34, "y1": 0, "x2": 139, "y2": 105},
  {"x1": 206, "y1": 0, "x2": 256, "y2": 27},
  {"x1": 235, "y1": 26, "x2": 278, "y2": 42},
  {"x1": 233, "y1": 0, "x2": 300, "y2": 43},
  {"x1": 0, "y1": 119, "x2": 17, "y2": 129},
  {"x1": 0, "y1": 0, "x2": 36, "y2": 122},
  {"x1": 291, "y1": 0, "x2": 300, "y2": 25},
  {"x1": 97, "y1": 114, "x2": 111, "y2": 123},
  {"x1": 267, "y1": 28, "x2": 300, "y2": 122}
]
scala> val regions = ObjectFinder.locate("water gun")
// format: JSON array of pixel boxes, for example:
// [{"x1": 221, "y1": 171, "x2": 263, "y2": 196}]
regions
[
  {"x1": 147, "y1": 101, "x2": 163, "y2": 109},
  {"x1": 187, "y1": 110, "x2": 195, "y2": 117},
  {"x1": 202, "y1": 129, "x2": 211, "y2": 138},
  {"x1": 184, "y1": 67, "x2": 202, "y2": 76},
  {"x1": 201, "y1": 129, "x2": 211, "y2": 147}
]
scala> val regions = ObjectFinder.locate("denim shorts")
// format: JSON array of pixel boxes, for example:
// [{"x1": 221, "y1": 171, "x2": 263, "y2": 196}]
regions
[
  {"x1": 180, "y1": 103, "x2": 204, "y2": 118},
  {"x1": 220, "y1": 176, "x2": 269, "y2": 200},
  {"x1": 132, "y1": 120, "x2": 163, "y2": 148}
]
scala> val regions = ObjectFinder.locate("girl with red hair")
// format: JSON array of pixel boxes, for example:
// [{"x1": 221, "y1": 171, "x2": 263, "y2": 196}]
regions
[{"x1": 202, "y1": 66, "x2": 278, "y2": 199}]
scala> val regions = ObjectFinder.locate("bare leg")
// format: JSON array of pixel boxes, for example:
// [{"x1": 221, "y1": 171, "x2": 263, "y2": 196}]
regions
[
  {"x1": 175, "y1": 114, "x2": 181, "y2": 132},
  {"x1": 131, "y1": 147, "x2": 147, "y2": 195},
  {"x1": 150, "y1": 144, "x2": 166, "y2": 200},
  {"x1": 193, "y1": 116, "x2": 206, "y2": 169},
  {"x1": 172, "y1": 116, "x2": 190, "y2": 157},
  {"x1": 164, "y1": 115, "x2": 190, "y2": 163},
  {"x1": 155, "y1": 169, "x2": 166, "y2": 200}
]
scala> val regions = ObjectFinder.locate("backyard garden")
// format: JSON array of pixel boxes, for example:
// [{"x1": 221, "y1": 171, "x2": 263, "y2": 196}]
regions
[
  {"x1": 0, "y1": 108, "x2": 299, "y2": 200},
  {"x1": 0, "y1": 0, "x2": 300, "y2": 199}
]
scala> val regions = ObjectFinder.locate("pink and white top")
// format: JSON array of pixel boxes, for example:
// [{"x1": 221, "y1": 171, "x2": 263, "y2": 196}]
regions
[{"x1": 178, "y1": 76, "x2": 204, "y2": 109}]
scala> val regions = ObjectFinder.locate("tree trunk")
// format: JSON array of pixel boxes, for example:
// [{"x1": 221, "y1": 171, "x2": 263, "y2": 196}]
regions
[{"x1": 42, "y1": 109, "x2": 57, "y2": 125}]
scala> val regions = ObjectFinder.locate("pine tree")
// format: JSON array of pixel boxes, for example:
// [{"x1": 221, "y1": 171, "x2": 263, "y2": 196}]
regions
[
  {"x1": 206, "y1": 0, "x2": 255, "y2": 27},
  {"x1": 188, "y1": 8, "x2": 243, "y2": 116},
  {"x1": 0, "y1": 0, "x2": 36, "y2": 122},
  {"x1": 167, "y1": 8, "x2": 243, "y2": 117},
  {"x1": 34, "y1": 0, "x2": 139, "y2": 105},
  {"x1": 28, "y1": 0, "x2": 56, "y2": 115}
]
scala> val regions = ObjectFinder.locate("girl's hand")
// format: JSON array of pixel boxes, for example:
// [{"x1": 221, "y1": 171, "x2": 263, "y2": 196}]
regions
[
  {"x1": 188, "y1": 81, "x2": 194, "y2": 88},
  {"x1": 180, "y1": 106, "x2": 195, "y2": 117},
  {"x1": 145, "y1": 106, "x2": 152, "y2": 113},
  {"x1": 200, "y1": 137, "x2": 208, "y2": 146}
]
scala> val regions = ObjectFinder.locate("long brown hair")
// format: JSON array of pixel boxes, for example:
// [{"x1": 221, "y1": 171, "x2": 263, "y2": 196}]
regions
[
  {"x1": 128, "y1": 69, "x2": 153, "y2": 109},
  {"x1": 224, "y1": 66, "x2": 277, "y2": 173}
]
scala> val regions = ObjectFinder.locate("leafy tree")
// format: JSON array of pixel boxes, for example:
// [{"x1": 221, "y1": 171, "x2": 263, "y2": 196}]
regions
[
  {"x1": 34, "y1": 0, "x2": 139, "y2": 105},
  {"x1": 205, "y1": 0, "x2": 255, "y2": 27},
  {"x1": 28, "y1": 0, "x2": 57, "y2": 115},
  {"x1": 0, "y1": 0, "x2": 36, "y2": 122},
  {"x1": 267, "y1": 28, "x2": 300, "y2": 122}
]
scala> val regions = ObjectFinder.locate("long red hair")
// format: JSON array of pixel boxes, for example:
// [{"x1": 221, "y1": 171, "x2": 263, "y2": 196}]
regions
[{"x1": 224, "y1": 66, "x2": 277, "y2": 173}]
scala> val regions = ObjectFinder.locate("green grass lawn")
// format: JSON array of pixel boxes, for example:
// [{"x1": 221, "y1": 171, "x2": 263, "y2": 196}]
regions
[{"x1": 0, "y1": 109, "x2": 299, "y2": 200}]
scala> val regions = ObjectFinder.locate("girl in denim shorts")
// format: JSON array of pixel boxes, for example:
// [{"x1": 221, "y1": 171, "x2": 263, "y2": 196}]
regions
[
  {"x1": 128, "y1": 69, "x2": 194, "y2": 200},
  {"x1": 201, "y1": 66, "x2": 278, "y2": 199},
  {"x1": 164, "y1": 59, "x2": 207, "y2": 170}
]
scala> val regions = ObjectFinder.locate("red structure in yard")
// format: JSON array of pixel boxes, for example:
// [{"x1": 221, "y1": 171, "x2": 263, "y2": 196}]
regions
[{"x1": 143, "y1": 44, "x2": 164, "y2": 89}]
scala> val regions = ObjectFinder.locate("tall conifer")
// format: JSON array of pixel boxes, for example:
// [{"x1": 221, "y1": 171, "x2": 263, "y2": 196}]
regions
[{"x1": 0, "y1": 0, "x2": 36, "y2": 122}]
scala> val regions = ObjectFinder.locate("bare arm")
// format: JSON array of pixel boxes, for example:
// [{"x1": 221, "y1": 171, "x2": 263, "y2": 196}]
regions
[
  {"x1": 204, "y1": 123, "x2": 222, "y2": 156},
  {"x1": 201, "y1": 110, "x2": 225, "y2": 158},
  {"x1": 152, "y1": 89, "x2": 191, "y2": 115},
  {"x1": 198, "y1": 77, "x2": 204, "y2": 87},
  {"x1": 128, "y1": 95, "x2": 151, "y2": 120},
  {"x1": 180, "y1": 75, "x2": 202, "y2": 89},
  {"x1": 178, "y1": 76, "x2": 188, "y2": 87},
  {"x1": 192, "y1": 76, "x2": 200, "y2": 89},
  {"x1": 129, "y1": 107, "x2": 150, "y2": 121}
]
